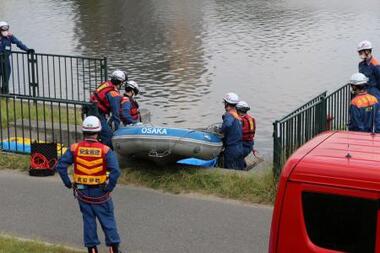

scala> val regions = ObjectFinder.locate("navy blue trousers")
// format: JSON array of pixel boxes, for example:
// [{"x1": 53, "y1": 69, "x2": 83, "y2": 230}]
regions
[
  {"x1": 223, "y1": 144, "x2": 245, "y2": 170},
  {"x1": 77, "y1": 188, "x2": 120, "y2": 247}
]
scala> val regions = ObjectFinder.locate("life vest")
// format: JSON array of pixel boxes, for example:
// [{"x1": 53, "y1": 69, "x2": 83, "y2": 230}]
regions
[
  {"x1": 351, "y1": 92, "x2": 378, "y2": 108},
  {"x1": 90, "y1": 81, "x2": 118, "y2": 114},
  {"x1": 120, "y1": 96, "x2": 140, "y2": 123},
  {"x1": 71, "y1": 139, "x2": 109, "y2": 185},
  {"x1": 241, "y1": 114, "x2": 256, "y2": 142}
]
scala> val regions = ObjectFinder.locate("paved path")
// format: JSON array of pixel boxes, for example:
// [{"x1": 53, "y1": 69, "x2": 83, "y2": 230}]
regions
[{"x1": 0, "y1": 170, "x2": 272, "y2": 253}]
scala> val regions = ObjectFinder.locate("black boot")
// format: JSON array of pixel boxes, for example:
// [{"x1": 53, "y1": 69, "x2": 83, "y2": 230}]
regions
[
  {"x1": 109, "y1": 244, "x2": 122, "y2": 253},
  {"x1": 87, "y1": 246, "x2": 98, "y2": 253}
]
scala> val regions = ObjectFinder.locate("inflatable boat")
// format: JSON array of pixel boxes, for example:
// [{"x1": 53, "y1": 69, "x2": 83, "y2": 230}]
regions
[{"x1": 112, "y1": 125, "x2": 223, "y2": 165}]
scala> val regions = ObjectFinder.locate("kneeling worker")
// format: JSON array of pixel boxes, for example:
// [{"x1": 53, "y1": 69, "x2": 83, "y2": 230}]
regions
[
  {"x1": 220, "y1": 92, "x2": 245, "y2": 170},
  {"x1": 236, "y1": 101, "x2": 256, "y2": 158},
  {"x1": 56, "y1": 116, "x2": 123, "y2": 253},
  {"x1": 348, "y1": 73, "x2": 380, "y2": 133},
  {"x1": 120, "y1": 80, "x2": 141, "y2": 125}
]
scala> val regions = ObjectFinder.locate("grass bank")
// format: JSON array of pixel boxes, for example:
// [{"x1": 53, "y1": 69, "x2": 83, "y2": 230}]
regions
[
  {"x1": 0, "y1": 98, "x2": 82, "y2": 125},
  {"x1": 0, "y1": 234, "x2": 83, "y2": 253},
  {"x1": 0, "y1": 152, "x2": 277, "y2": 204}
]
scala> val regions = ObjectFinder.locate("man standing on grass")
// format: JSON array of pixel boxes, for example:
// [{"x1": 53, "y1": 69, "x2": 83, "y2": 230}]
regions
[{"x1": 56, "y1": 116, "x2": 123, "y2": 253}]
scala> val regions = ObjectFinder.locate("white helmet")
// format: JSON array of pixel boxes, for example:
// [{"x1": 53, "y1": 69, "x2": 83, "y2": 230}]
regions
[
  {"x1": 110, "y1": 70, "x2": 126, "y2": 82},
  {"x1": 357, "y1": 40, "x2": 372, "y2": 51},
  {"x1": 236, "y1": 100, "x2": 250, "y2": 111},
  {"x1": 82, "y1": 116, "x2": 102, "y2": 132},
  {"x1": 349, "y1": 73, "x2": 368, "y2": 86},
  {"x1": 0, "y1": 21, "x2": 9, "y2": 31},
  {"x1": 125, "y1": 80, "x2": 140, "y2": 95},
  {"x1": 223, "y1": 92, "x2": 239, "y2": 105}
]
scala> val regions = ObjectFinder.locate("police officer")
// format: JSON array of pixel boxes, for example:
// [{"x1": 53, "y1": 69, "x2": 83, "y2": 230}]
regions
[
  {"x1": 357, "y1": 40, "x2": 380, "y2": 99},
  {"x1": 0, "y1": 21, "x2": 34, "y2": 94},
  {"x1": 90, "y1": 70, "x2": 127, "y2": 148},
  {"x1": 120, "y1": 80, "x2": 141, "y2": 125},
  {"x1": 56, "y1": 116, "x2": 122, "y2": 253},
  {"x1": 236, "y1": 101, "x2": 256, "y2": 158},
  {"x1": 220, "y1": 92, "x2": 245, "y2": 170},
  {"x1": 348, "y1": 73, "x2": 380, "y2": 132}
]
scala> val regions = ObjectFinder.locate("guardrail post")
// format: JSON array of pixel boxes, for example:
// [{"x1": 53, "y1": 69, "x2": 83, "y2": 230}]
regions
[{"x1": 27, "y1": 51, "x2": 38, "y2": 97}]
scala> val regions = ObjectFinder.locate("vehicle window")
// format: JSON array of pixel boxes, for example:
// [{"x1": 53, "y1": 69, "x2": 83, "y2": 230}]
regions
[{"x1": 302, "y1": 192, "x2": 377, "y2": 253}]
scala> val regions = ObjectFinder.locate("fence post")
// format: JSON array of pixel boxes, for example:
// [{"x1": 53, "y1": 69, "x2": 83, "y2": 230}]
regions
[
  {"x1": 101, "y1": 56, "x2": 108, "y2": 82},
  {"x1": 27, "y1": 51, "x2": 38, "y2": 97},
  {"x1": 319, "y1": 96, "x2": 327, "y2": 133},
  {"x1": 0, "y1": 53, "x2": 5, "y2": 92},
  {"x1": 273, "y1": 121, "x2": 280, "y2": 178}
]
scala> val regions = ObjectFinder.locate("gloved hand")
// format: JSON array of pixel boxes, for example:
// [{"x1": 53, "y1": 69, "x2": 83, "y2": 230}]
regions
[
  {"x1": 108, "y1": 120, "x2": 115, "y2": 131},
  {"x1": 27, "y1": 49, "x2": 35, "y2": 54},
  {"x1": 65, "y1": 182, "x2": 72, "y2": 189},
  {"x1": 103, "y1": 184, "x2": 112, "y2": 193}
]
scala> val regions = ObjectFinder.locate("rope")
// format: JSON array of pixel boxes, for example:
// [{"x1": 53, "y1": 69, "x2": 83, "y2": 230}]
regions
[
  {"x1": 73, "y1": 187, "x2": 110, "y2": 204},
  {"x1": 30, "y1": 152, "x2": 57, "y2": 170}
]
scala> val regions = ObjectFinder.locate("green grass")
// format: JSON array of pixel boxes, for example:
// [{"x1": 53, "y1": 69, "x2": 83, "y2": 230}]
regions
[
  {"x1": 0, "y1": 98, "x2": 82, "y2": 125},
  {"x1": 119, "y1": 163, "x2": 277, "y2": 204},
  {"x1": 0, "y1": 152, "x2": 29, "y2": 171},
  {"x1": 0, "y1": 235, "x2": 84, "y2": 253},
  {"x1": 0, "y1": 152, "x2": 277, "y2": 204}
]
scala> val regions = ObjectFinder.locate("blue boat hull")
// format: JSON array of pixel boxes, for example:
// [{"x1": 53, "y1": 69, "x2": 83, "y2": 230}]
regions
[{"x1": 112, "y1": 125, "x2": 223, "y2": 165}]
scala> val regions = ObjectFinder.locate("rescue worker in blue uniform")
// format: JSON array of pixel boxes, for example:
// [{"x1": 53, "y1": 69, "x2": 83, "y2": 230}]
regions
[
  {"x1": 348, "y1": 73, "x2": 380, "y2": 133},
  {"x1": 120, "y1": 80, "x2": 141, "y2": 125},
  {"x1": 56, "y1": 116, "x2": 123, "y2": 253},
  {"x1": 220, "y1": 92, "x2": 245, "y2": 170},
  {"x1": 357, "y1": 40, "x2": 380, "y2": 99},
  {"x1": 90, "y1": 70, "x2": 127, "y2": 149},
  {"x1": 0, "y1": 21, "x2": 34, "y2": 94},
  {"x1": 236, "y1": 100, "x2": 256, "y2": 158}
]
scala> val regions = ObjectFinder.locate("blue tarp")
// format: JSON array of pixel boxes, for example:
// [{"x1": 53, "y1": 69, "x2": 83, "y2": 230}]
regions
[
  {"x1": 176, "y1": 158, "x2": 217, "y2": 167},
  {"x1": 0, "y1": 141, "x2": 31, "y2": 153}
]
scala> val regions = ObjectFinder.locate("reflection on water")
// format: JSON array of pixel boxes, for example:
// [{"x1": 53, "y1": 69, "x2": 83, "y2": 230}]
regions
[{"x1": 1, "y1": 0, "x2": 380, "y2": 154}]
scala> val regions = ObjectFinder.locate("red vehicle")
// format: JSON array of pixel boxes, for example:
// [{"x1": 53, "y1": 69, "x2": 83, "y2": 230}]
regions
[{"x1": 269, "y1": 131, "x2": 380, "y2": 253}]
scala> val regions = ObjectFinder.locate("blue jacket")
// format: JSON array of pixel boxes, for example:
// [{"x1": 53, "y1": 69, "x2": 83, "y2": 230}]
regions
[
  {"x1": 221, "y1": 111, "x2": 243, "y2": 147},
  {"x1": 348, "y1": 92, "x2": 380, "y2": 133},
  {"x1": 56, "y1": 142, "x2": 121, "y2": 192},
  {"x1": 359, "y1": 56, "x2": 380, "y2": 90},
  {"x1": 105, "y1": 92, "x2": 122, "y2": 130},
  {"x1": 0, "y1": 34, "x2": 29, "y2": 54}
]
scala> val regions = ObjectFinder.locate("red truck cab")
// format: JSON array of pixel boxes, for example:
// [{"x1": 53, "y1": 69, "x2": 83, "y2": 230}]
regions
[{"x1": 269, "y1": 131, "x2": 380, "y2": 253}]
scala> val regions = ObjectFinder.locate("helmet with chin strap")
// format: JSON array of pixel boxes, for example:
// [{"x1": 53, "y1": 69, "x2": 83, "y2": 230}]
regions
[
  {"x1": 0, "y1": 21, "x2": 9, "y2": 31},
  {"x1": 223, "y1": 92, "x2": 239, "y2": 105},
  {"x1": 125, "y1": 80, "x2": 140, "y2": 95}
]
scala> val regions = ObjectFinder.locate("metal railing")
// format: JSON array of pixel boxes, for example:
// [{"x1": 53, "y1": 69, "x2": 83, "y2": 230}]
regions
[
  {"x1": 0, "y1": 94, "x2": 91, "y2": 155},
  {"x1": 0, "y1": 51, "x2": 107, "y2": 101},
  {"x1": 273, "y1": 83, "x2": 351, "y2": 177}
]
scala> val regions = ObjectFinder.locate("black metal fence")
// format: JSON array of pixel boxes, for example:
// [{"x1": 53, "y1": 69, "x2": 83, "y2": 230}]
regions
[
  {"x1": 0, "y1": 51, "x2": 107, "y2": 101},
  {"x1": 273, "y1": 83, "x2": 351, "y2": 177},
  {"x1": 0, "y1": 94, "x2": 91, "y2": 155},
  {"x1": 0, "y1": 51, "x2": 107, "y2": 156}
]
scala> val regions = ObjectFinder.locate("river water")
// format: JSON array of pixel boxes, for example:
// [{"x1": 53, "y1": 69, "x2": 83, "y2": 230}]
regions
[{"x1": 1, "y1": 0, "x2": 380, "y2": 155}]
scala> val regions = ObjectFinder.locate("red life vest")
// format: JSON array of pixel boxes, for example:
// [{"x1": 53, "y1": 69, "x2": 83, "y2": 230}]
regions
[
  {"x1": 241, "y1": 114, "x2": 256, "y2": 142},
  {"x1": 120, "y1": 96, "x2": 140, "y2": 123},
  {"x1": 71, "y1": 139, "x2": 109, "y2": 185},
  {"x1": 90, "y1": 81, "x2": 119, "y2": 114}
]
